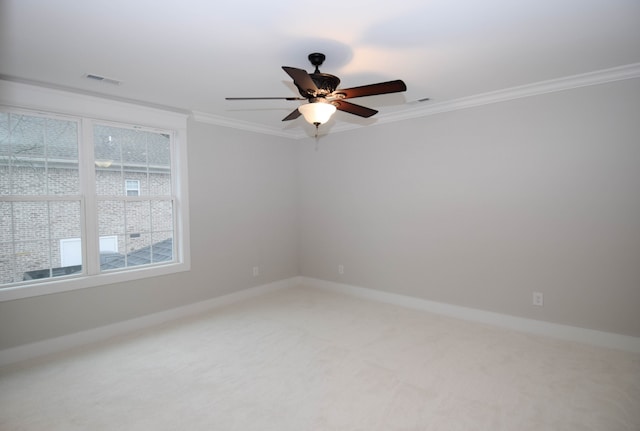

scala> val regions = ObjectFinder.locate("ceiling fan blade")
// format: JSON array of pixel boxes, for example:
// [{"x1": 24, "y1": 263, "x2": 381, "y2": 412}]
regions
[
  {"x1": 282, "y1": 66, "x2": 318, "y2": 97},
  {"x1": 333, "y1": 100, "x2": 378, "y2": 118},
  {"x1": 226, "y1": 97, "x2": 305, "y2": 100},
  {"x1": 282, "y1": 108, "x2": 302, "y2": 121},
  {"x1": 335, "y1": 80, "x2": 407, "y2": 99}
]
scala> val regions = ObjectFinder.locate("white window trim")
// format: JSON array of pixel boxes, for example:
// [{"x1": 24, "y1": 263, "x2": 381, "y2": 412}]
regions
[{"x1": 0, "y1": 79, "x2": 191, "y2": 302}]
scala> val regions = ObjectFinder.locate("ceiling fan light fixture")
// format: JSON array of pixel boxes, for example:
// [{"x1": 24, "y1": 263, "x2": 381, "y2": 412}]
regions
[{"x1": 298, "y1": 101, "x2": 336, "y2": 126}]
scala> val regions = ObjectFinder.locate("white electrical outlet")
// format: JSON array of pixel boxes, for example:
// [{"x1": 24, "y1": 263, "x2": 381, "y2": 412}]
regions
[
  {"x1": 533, "y1": 291, "x2": 544, "y2": 306},
  {"x1": 338, "y1": 264, "x2": 344, "y2": 275},
  {"x1": 253, "y1": 266, "x2": 260, "y2": 277}
]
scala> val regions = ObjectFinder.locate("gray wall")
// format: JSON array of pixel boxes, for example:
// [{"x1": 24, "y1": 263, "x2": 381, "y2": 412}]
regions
[
  {"x1": 1, "y1": 77, "x2": 639, "y2": 351},
  {"x1": 0, "y1": 120, "x2": 299, "y2": 349},
  {"x1": 298, "y1": 78, "x2": 640, "y2": 337}
]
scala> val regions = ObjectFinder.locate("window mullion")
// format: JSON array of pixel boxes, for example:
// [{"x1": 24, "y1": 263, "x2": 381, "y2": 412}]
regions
[{"x1": 79, "y1": 118, "x2": 99, "y2": 275}]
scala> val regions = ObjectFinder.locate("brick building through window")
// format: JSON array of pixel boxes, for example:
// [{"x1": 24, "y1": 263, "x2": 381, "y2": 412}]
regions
[{"x1": 1, "y1": 110, "x2": 176, "y2": 286}]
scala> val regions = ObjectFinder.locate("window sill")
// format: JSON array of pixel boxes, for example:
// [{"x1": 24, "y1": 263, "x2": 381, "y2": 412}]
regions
[{"x1": 0, "y1": 261, "x2": 190, "y2": 302}]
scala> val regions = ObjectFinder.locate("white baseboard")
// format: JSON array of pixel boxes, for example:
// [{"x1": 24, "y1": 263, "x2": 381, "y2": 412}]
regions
[
  {"x1": 3, "y1": 275, "x2": 638, "y2": 367},
  {"x1": 0, "y1": 277, "x2": 301, "y2": 367},
  {"x1": 300, "y1": 277, "x2": 640, "y2": 354}
]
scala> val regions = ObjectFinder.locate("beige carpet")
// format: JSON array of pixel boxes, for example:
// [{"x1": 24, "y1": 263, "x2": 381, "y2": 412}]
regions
[{"x1": 1, "y1": 286, "x2": 639, "y2": 430}]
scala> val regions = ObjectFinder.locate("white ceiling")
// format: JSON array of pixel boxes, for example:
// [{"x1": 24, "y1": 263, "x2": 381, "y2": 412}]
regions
[{"x1": 1, "y1": 0, "x2": 639, "y2": 138}]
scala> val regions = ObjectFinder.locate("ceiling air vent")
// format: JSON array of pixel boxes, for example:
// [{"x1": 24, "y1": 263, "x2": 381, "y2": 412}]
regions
[{"x1": 84, "y1": 73, "x2": 121, "y2": 85}]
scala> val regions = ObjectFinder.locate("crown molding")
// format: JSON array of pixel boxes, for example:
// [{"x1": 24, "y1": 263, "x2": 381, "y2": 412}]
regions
[
  {"x1": 6, "y1": 62, "x2": 637, "y2": 140},
  {"x1": 191, "y1": 111, "x2": 306, "y2": 139},
  {"x1": 194, "y1": 62, "x2": 640, "y2": 139},
  {"x1": 0, "y1": 78, "x2": 188, "y2": 130},
  {"x1": 387, "y1": 62, "x2": 640, "y2": 124},
  {"x1": 192, "y1": 108, "x2": 380, "y2": 140}
]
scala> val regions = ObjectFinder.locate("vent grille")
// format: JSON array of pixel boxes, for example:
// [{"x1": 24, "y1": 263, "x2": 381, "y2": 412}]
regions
[{"x1": 84, "y1": 73, "x2": 122, "y2": 85}]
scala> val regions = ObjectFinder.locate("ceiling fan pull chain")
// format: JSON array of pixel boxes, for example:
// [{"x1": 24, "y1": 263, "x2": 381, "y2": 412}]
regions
[{"x1": 314, "y1": 128, "x2": 320, "y2": 151}]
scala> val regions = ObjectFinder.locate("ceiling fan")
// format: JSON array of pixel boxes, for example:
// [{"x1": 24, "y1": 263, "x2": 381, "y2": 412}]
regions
[{"x1": 226, "y1": 53, "x2": 407, "y2": 132}]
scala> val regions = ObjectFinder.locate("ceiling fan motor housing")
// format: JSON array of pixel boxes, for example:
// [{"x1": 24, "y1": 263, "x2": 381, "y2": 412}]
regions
[
  {"x1": 296, "y1": 52, "x2": 341, "y2": 99},
  {"x1": 306, "y1": 73, "x2": 340, "y2": 98}
]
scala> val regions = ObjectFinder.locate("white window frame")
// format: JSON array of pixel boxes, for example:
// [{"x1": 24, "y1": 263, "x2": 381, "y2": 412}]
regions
[{"x1": 0, "y1": 79, "x2": 191, "y2": 302}]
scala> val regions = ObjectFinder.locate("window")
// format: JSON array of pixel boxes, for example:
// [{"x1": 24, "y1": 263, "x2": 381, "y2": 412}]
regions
[
  {"x1": 1, "y1": 113, "x2": 82, "y2": 284},
  {"x1": 0, "y1": 81, "x2": 189, "y2": 301},
  {"x1": 94, "y1": 123, "x2": 175, "y2": 271},
  {"x1": 125, "y1": 179, "x2": 140, "y2": 196}
]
